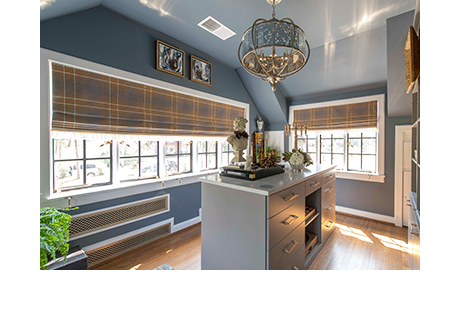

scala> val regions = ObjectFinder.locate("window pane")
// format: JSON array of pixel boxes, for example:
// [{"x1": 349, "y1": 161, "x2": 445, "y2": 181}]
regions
[
  {"x1": 165, "y1": 142, "x2": 177, "y2": 155},
  {"x1": 207, "y1": 141, "x2": 217, "y2": 153},
  {"x1": 198, "y1": 141, "x2": 206, "y2": 153},
  {"x1": 141, "y1": 141, "x2": 158, "y2": 156},
  {"x1": 198, "y1": 154, "x2": 206, "y2": 170},
  {"x1": 165, "y1": 156, "x2": 178, "y2": 175},
  {"x1": 119, "y1": 141, "x2": 139, "y2": 157},
  {"x1": 54, "y1": 160, "x2": 84, "y2": 190},
  {"x1": 321, "y1": 138, "x2": 331, "y2": 153},
  {"x1": 120, "y1": 158, "x2": 139, "y2": 180},
  {"x1": 141, "y1": 156, "x2": 158, "y2": 177},
  {"x1": 179, "y1": 141, "x2": 191, "y2": 154},
  {"x1": 297, "y1": 139, "x2": 306, "y2": 152},
  {"x1": 362, "y1": 155, "x2": 376, "y2": 172},
  {"x1": 321, "y1": 153, "x2": 331, "y2": 165},
  {"x1": 207, "y1": 154, "x2": 217, "y2": 169},
  {"x1": 348, "y1": 155, "x2": 361, "y2": 171},
  {"x1": 332, "y1": 154, "x2": 344, "y2": 170},
  {"x1": 307, "y1": 139, "x2": 316, "y2": 153},
  {"x1": 361, "y1": 128, "x2": 377, "y2": 137},
  {"x1": 310, "y1": 153, "x2": 316, "y2": 164},
  {"x1": 179, "y1": 155, "x2": 191, "y2": 172},
  {"x1": 333, "y1": 138, "x2": 344, "y2": 153},
  {"x1": 54, "y1": 139, "x2": 83, "y2": 160},
  {"x1": 222, "y1": 143, "x2": 229, "y2": 152},
  {"x1": 222, "y1": 153, "x2": 229, "y2": 166},
  {"x1": 348, "y1": 138, "x2": 361, "y2": 154},
  {"x1": 362, "y1": 139, "x2": 376, "y2": 155},
  {"x1": 86, "y1": 160, "x2": 111, "y2": 184}
]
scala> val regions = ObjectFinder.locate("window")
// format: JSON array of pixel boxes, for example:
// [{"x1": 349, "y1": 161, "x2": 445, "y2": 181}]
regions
[
  {"x1": 197, "y1": 141, "x2": 217, "y2": 171},
  {"x1": 165, "y1": 141, "x2": 192, "y2": 175},
  {"x1": 52, "y1": 139, "x2": 112, "y2": 192},
  {"x1": 221, "y1": 142, "x2": 234, "y2": 166},
  {"x1": 119, "y1": 141, "x2": 159, "y2": 181},
  {"x1": 297, "y1": 135, "x2": 317, "y2": 164},
  {"x1": 320, "y1": 131, "x2": 345, "y2": 170},
  {"x1": 347, "y1": 129, "x2": 377, "y2": 173}
]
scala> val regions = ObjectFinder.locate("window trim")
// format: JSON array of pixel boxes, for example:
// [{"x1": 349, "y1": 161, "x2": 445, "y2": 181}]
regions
[
  {"x1": 41, "y1": 48, "x2": 250, "y2": 206},
  {"x1": 289, "y1": 94, "x2": 385, "y2": 183}
]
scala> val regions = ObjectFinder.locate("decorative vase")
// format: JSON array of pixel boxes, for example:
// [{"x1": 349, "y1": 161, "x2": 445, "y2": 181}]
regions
[{"x1": 289, "y1": 162, "x2": 304, "y2": 172}]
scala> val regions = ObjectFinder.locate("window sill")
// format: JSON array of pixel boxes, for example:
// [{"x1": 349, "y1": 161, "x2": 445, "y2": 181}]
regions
[
  {"x1": 45, "y1": 169, "x2": 219, "y2": 207},
  {"x1": 335, "y1": 170, "x2": 385, "y2": 183}
]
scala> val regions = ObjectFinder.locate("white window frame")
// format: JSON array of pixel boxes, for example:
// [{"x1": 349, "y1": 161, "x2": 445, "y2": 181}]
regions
[
  {"x1": 289, "y1": 94, "x2": 385, "y2": 183},
  {"x1": 41, "y1": 48, "x2": 249, "y2": 207}
]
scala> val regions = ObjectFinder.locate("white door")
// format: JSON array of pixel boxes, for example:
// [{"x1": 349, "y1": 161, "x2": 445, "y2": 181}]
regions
[{"x1": 394, "y1": 125, "x2": 412, "y2": 227}]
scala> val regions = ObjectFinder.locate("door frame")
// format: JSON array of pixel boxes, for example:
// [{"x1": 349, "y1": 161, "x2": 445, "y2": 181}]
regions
[{"x1": 394, "y1": 125, "x2": 412, "y2": 227}]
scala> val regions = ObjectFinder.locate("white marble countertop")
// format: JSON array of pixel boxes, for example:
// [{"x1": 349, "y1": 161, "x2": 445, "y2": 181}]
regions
[{"x1": 199, "y1": 163, "x2": 336, "y2": 196}]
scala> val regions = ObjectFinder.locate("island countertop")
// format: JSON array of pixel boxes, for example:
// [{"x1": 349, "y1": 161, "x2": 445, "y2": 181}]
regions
[{"x1": 199, "y1": 163, "x2": 336, "y2": 196}]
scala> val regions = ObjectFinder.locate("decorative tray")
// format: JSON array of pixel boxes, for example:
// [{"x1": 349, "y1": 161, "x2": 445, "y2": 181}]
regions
[{"x1": 220, "y1": 165, "x2": 285, "y2": 181}]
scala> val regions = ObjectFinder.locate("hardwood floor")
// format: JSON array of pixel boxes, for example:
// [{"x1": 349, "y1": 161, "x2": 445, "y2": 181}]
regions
[
  {"x1": 309, "y1": 213, "x2": 409, "y2": 270},
  {"x1": 91, "y1": 213, "x2": 408, "y2": 270}
]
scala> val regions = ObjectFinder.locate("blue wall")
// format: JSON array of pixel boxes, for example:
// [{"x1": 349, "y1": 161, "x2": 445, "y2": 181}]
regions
[
  {"x1": 290, "y1": 87, "x2": 411, "y2": 217},
  {"x1": 40, "y1": 6, "x2": 263, "y2": 249}
]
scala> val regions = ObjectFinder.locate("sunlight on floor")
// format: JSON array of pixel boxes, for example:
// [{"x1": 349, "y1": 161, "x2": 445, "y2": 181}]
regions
[
  {"x1": 129, "y1": 264, "x2": 142, "y2": 270},
  {"x1": 336, "y1": 223, "x2": 373, "y2": 243},
  {"x1": 372, "y1": 233, "x2": 409, "y2": 252}
]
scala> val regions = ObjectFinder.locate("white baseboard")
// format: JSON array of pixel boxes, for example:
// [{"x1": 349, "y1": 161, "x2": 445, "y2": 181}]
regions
[
  {"x1": 172, "y1": 208, "x2": 202, "y2": 233},
  {"x1": 336, "y1": 205, "x2": 395, "y2": 224}
]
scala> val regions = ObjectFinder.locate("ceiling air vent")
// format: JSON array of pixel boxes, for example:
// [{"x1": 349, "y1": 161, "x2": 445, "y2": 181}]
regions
[{"x1": 198, "y1": 16, "x2": 236, "y2": 40}]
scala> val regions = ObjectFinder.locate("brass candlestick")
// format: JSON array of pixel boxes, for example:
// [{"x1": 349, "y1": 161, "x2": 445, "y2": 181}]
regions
[{"x1": 284, "y1": 123, "x2": 308, "y2": 150}]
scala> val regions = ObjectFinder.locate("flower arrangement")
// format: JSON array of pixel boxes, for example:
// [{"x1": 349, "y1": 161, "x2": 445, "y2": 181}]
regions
[{"x1": 282, "y1": 148, "x2": 313, "y2": 166}]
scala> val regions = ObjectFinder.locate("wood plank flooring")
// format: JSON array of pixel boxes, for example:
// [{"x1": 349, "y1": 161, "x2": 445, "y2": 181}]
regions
[{"x1": 91, "y1": 213, "x2": 408, "y2": 270}]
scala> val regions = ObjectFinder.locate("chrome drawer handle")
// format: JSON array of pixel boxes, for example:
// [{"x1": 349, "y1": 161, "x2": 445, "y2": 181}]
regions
[
  {"x1": 326, "y1": 189, "x2": 334, "y2": 194},
  {"x1": 310, "y1": 181, "x2": 320, "y2": 187},
  {"x1": 325, "y1": 221, "x2": 333, "y2": 228},
  {"x1": 282, "y1": 215, "x2": 299, "y2": 225},
  {"x1": 406, "y1": 200, "x2": 412, "y2": 206},
  {"x1": 283, "y1": 240, "x2": 299, "y2": 254},
  {"x1": 292, "y1": 266, "x2": 299, "y2": 270},
  {"x1": 326, "y1": 204, "x2": 333, "y2": 210},
  {"x1": 283, "y1": 193, "x2": 299, "y2": 201},
  {"x1": 327, "y1": 174, "x2": 334, "y2": 179}
]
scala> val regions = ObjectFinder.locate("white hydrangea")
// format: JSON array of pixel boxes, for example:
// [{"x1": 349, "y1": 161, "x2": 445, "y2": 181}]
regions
[{"x1": 289, "y1": 151, "x2": 305, "y2": 166}]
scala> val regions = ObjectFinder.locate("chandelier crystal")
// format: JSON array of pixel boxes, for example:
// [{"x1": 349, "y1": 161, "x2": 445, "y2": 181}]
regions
[{"x1": 238, "y1": 0, "x2": 310, "y2": 91}]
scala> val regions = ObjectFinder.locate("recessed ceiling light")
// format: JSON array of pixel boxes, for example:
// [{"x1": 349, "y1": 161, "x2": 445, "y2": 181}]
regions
[{"x1": 197, "y1": 16, "x2": 236, "y2": 40}]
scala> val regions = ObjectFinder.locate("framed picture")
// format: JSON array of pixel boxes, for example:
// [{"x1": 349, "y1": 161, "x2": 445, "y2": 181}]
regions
[
  {"x1": 190, "y1": 55, "x2": 212, "y2": 86},
  {"x1": 156, "y1": 40, "x2": 184, "y2": 77}
]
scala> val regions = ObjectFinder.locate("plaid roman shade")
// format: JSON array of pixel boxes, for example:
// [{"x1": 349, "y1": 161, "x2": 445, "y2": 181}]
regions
[
  {"x1": 293, "y1": 101, "x2": 378, "y2": 131},
  {"x1": 51, "y1": 63, "x2": 244, "y2": 138}
]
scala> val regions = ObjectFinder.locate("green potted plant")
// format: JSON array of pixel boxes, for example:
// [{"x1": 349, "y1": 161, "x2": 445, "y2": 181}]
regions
[{"x1": 40, "y1": 205, "x2": 77, "y2": 270}]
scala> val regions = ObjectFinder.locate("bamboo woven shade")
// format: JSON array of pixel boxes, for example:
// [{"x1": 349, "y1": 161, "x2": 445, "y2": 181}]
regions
[
  {"x1": 293, "y1": 101, "x2": 378, "y2": 131},
  {"x1": 51, "y1": 63, "x2": 244, "y2": 138}
]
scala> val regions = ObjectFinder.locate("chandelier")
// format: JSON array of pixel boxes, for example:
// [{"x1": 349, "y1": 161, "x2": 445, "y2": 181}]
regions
[{"x1": 238, "y1": 0, "x2": 310, "y2": 91}]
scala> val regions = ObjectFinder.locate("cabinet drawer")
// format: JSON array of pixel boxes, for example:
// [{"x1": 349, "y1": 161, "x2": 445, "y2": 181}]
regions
[
  {"x1": 268, "y1": 182, "x2": 305, "y2": 218},
  {"x1": 281, "y1": 243, "x2": 306, "y2": 270},
  {"x1": 322, "y1": 170, "x2": 335, "y2": 185},
  {"x1": 269, "y1": 222, "x2": 304, "y2": 270},
  {"x1": 321, "y1": 215, "x2": 336, "y2": 243},
  {"x1": 322, "y1": 180, "x2": 336, "y2": 202},
  {"x1": 305, "y1": 176, "x2": 321, "y2": 196},
  {"x1": 322, "y1": 195, "x2": 336, "y2": 223},
  {"x1": 268, "y1": 201, "x2": 304, "y2": 250}
]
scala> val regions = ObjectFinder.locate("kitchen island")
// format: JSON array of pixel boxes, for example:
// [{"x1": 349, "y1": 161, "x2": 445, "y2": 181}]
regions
[{"x1": 199, "y1": 163, "x2": 336, "y2": 270}]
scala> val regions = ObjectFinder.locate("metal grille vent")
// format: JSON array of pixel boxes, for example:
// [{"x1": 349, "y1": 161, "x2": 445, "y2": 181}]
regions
[
  {"x1": 197, "y1": 16, "x2": 236, "y2": 40},
  {"x1": 86, "y1": 223, "x2": 171, "y2": 268},
  {"x1": 69, "y1": 196, "x2": 168, "y2": 238}
]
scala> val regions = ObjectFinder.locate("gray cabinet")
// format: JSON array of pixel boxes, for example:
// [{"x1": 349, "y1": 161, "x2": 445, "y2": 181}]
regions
[{"x1": 201, "y1": 166, "x2": 336, "y2": 270}]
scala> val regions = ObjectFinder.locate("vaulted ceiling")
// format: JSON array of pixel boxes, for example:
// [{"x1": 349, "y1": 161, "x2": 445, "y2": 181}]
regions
[{"x1": 40, "y1": 0, "x2": 416, "y2": 125}]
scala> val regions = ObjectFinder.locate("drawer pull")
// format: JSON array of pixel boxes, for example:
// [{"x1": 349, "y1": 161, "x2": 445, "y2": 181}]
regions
[
  {"x1": 283, "y1": 193, "x2": 299, "y2": 201},
  {"x1": 283, "y1": 240, "x2": 299, "y2": 254},
  {"x1": 310, "y1": 181, "x2": 320, "y2": 187},
  {"x1": 326, "y1": 204, "x2": 333, "y2": 210},
  {"x1": 325, "y1": 221, "x2": 333, "y2": 228},
  {"x1": 327, "y1": 174, "x2": 334, "y2": 179},
  {"x1": 282, "y1": 215, "x2": 299, "y2": 225},
  {"x1": 292, "y1": 266, "x2": 299, "y2": 270},
  {"x1": 410, "y1": 223, "x2": 420, "y2": 236},
  {"x1": 406, "y1": 200, "x2": 412, "y2": 206},
  {"x1": 326, "y1": 188, "x2": 334, "y2": 194}
]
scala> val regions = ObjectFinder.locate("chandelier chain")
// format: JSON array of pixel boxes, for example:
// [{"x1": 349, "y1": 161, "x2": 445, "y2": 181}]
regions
[{"x1": 272, "y1": 1, "x2": 276, "y2": 18}]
